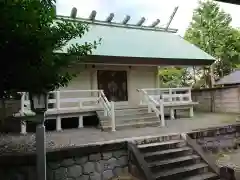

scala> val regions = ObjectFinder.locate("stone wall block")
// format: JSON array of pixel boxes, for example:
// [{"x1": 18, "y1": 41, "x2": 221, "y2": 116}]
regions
[
  {"x1": 61, "y1": 158, "x2": 75, "y2": 167},
  {"x1": 102, "y1": 170, "x2": 114, "y2": 180},
  {"x1": 102, "y1": 152, "x2": 113, "y2": 160},
  {"x1": 113, "y1": 166, "x2": 128, "y2": 176},
  {"x1": 94, "y1": 162, "x2": 102, "y2": 173},
  {"x1": 67, "y1": 165, "x2": 83, "y2": 178},
  {"x1": 75, "y1": 156, "x2": 88, "y2": 165},
  {"x1": 113, "y1": 150, "x2": 127, "y2": 159},
  {"x1": 48, "y1": 161, "x2": 61, "y2": 169},
  {"x1": 100, "y1": 157, "x2": 118, "y2": 171},
  {"x1": 117, "y1": 156, "x2": 128, "y2": 167},
  {"x1": 54, "y1": 167, "x2": 68, "y2": 180},
  {"x1": 76, "y1": 175, "x2": 90, "y2": 180},
  {"x1": 90, "y1": 172, "x2": 101, "y2": 180},
  {"x1": 83, "y1": 162, "x2": 95, "y2": 174},
  {"x1": 89, "y1": 153, "x2": 101, "y2": 161}
]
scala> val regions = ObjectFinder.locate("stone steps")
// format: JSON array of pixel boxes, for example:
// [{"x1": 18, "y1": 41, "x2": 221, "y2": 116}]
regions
[
  {"x1": 102, "y1": 120, "x2": 160, "y2": 131},
  {"x1": 148, "y1": 154, "x2": 200, "y2": 167},
  {"x1": 97, "y1": 107, "x2": 161, "y2": 131},
  {"x1": 96, "y1": 108, "x2": 149, "y2": 117},
  {"x1": 182, "y1": 172, "x2": 219, "y2": 180},
  {"x1": 134, "y1": 135, "x2": 220, "y2": 180},
  {"x1": 100, "y1": 115, "x2": 159, "y2": 126},
  {"x1": 144, "y1": 146, "x2": 192, "y2": 158},
  {"x1": 154, "y1": 163, "x2": 208, "y2": 179},
  {"x1": 138, "y1": 139, "x2": 185, "y2": 149},
  {"x1": 99, "y1": 112, "x2": 157, "y2": 121}
]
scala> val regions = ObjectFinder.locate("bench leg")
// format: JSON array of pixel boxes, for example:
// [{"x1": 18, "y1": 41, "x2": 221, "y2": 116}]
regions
[
  {"x1": 170, "y1": 108, "x2": 175, "y2": 120},
  {"x1": 189, "y1": 107, "x2": 194, "y2": 117},
  {"x1": 56, "y1": 116, "x2": 62, "y2": 131},
  {"x1": 21, "y1": 120, "x2": 27, "y2": 134},
  {"x1": 78, "y1": 115, "x2": 83, "y2": 128}
]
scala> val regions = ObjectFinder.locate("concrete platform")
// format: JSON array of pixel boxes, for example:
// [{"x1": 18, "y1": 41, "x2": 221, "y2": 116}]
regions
[{"x1": 0, "y1": 112, "x2": 239, "y2": 156}]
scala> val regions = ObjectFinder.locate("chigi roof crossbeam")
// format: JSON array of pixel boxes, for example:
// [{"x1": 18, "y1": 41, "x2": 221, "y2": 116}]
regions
[{"x1": 64, "y1": 8, "x2": 179, "y2": 33}]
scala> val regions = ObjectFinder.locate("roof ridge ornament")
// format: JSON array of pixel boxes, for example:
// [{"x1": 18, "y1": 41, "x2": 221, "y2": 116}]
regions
[
  {"x1": 66, "y1": 8, "x2": 178, "y2": 33},
  {"x1": 151, "y1": 19, "x2": 160, "y2": 27},
  {"x1": 122, "y1": 15, "x2": 130, "y2": 24},
  {"x1": 89, "y1": 10, "x2": 97, "y2": 21},
  {"x1": 136, "y1": 17, "x2": 145, "y2": 26},
  {"x1": 70, "y1": 7, "x2": 77, "y2": 18},
  {"x1": 106, "y1": 13, "x2": 114, "y2": 23}
]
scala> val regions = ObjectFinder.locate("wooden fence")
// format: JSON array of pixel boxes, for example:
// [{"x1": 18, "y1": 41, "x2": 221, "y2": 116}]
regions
[{"x1": 192, "y1": 85, "x2": 240, "y2": 113}]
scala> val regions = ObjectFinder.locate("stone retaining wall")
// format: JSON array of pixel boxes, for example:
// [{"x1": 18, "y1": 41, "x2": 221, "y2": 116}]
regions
[{"x1": 0, "y1": 143, "x2": 128, "y2": 180}]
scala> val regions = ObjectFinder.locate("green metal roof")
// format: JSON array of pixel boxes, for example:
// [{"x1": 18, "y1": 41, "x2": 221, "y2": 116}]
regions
[{"x1": 62, "y1": 20, "x2": 215, "y2": 65}]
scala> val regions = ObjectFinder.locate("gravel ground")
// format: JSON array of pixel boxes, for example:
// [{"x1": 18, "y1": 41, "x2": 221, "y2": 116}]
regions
[{"x1": 0, "y1": 112, "x2": 239, "y2": 156}]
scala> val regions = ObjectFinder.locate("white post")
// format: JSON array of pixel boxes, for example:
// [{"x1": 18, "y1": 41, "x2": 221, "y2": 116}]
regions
[
  {"x1": 148, "y1": 103, "x2": 151, "y2": 113},
  {"x1": 139, "y1": 90, "x2": 143, "y2": 105},
  {"x1": 189, "y1": 106, "x2": 194, "y2": 117},
  {"x1": 56, "y1": 116, "x2": 62, "y2": 131},
  {"x1": 78, "y1": 115, "x2": 83, "y2": 128},
  {"x1": 56, "y1": 91, "x2": 60, "y2": 110},
  {"x1": 104, "y1": 110, "x2": 107, "y2": 116},
  {"x1": 179, "y1": 94, "x2": 184, "y2": 102},
  {"x1": 20, "y1": 93, "x2": 25, "y2": 113},
  {"x1": 20, "y1": 120, "x2": 27, "y2": 134},
  {"x1": 79, "y1": 101, "x2": 83, "y2": 109},
  {"x1": 111, "y1": 101, "x2": 116, "y2": 132},
  {"x1": 160, "y1": 100, "x2": 165, "y2": 126},
  {"x1": 169, "y1": 88, "x2": 173, "y2": 102},
  {"x1": 170, "y1": 108, "x2": 175, "y2": 120},
  {"x1": 188, "y1": 88, "x2": 192, "y2": 102}
]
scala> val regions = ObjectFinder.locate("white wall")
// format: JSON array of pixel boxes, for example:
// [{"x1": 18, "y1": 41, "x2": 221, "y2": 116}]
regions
[{"x1": 61, "y1": 64, "x2": 158, "y2": 106}]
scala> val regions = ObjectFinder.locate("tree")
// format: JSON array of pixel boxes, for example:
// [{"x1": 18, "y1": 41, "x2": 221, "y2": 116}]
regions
[
  {"x1": 0, "y1": 0, "x2": 99, "y2": 99},
  {"x1": 158, "y1": 67, "x2": 193, "y2": 87},
  {"x1": 184, "y1": 0, "x2": 240, "y2": 81}
]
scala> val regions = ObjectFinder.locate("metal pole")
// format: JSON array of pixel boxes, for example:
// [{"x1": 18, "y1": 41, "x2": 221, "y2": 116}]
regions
[{"x1": 36, "y1": 113, "x2": 46, "y2": 180}]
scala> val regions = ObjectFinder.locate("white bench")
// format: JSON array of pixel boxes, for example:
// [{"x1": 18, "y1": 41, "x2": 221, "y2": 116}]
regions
[{"x1": 149, "y1": 93, "x2": 198, "y2": 120}]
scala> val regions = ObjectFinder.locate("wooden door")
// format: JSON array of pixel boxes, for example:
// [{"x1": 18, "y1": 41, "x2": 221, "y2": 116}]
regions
[{"x1": 97, "y1": 70, "x2": 128, "y2": 102}]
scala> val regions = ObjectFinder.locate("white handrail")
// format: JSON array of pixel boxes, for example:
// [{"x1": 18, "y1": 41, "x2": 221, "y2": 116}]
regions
[
  {"x1": 138, "y1": 89, "x2": 165, "y2": 126},
  {"x1": 99, "y1": 90, "x2": 116, "y2": 131},
  {"x1": 142, "y1": 87, "x2": 191, "y2": 91},
  {"x1": 143, "y1": 87, "x2": 192, "y2": 104},
  {"x1": 111, "y1": 101, "x2": 116, "y2": 132},
  {"x1": 21, "y1": 90, "x2": 102, "y2": 112}
]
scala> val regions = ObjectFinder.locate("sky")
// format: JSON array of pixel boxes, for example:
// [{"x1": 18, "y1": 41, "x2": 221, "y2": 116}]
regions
[{"x1": 57, "y1": 0, "x2": 240, "y2": 36}]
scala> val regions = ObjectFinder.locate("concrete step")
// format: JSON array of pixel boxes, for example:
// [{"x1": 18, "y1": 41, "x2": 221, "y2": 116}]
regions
[
  {"x1": 144, "y1": 146, "x2": 192, "y2": 161},
  {"x1": 154, "y1": 162, "x2": 208, "y2": 179},
  {"x1": 144, "y1": 146, "x2": 192, "y2": 157},
  {"x1": 102, "y1": 120, "x2": 160, "y2": 131},
  {"x1": 101, "y1": 116, "x2": 159, "y2": 126},
  {"x1": 135, "y1": 134, "x2": 181, "y2": 146},
  {"x1": 98, "y1": 112, "x2": 157, "y2": 121},
  {"x1": 97, "y1": 108, "x2": 149, "y2": 117},
  {"x1": 148, "y1": 154, "x2": 200, "y2": 167},
  {"x1": 138, "y1": 139, "x2": 185, "y2": 149},
  {"x1": 182, "y1": 172, "x2": 219, "y2": 180}
]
